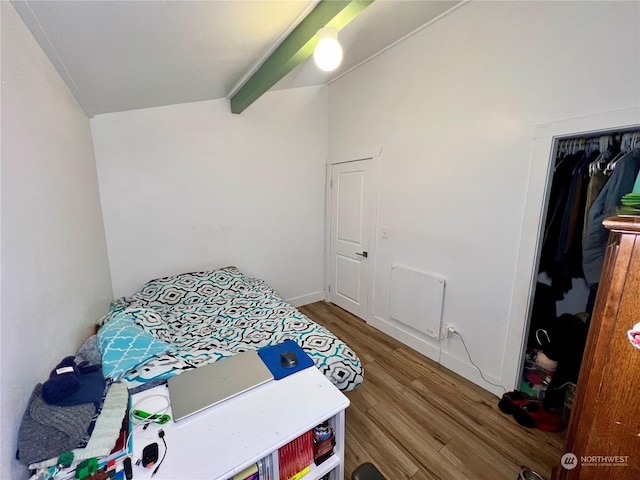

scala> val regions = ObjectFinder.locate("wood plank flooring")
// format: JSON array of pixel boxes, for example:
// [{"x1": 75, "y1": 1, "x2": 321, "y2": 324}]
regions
[{"x1": 299, "y1": 301, "x2": 565, "y2": 480}]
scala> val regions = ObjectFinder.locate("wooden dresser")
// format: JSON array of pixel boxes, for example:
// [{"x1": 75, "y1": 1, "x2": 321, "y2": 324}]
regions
[{"x1": 554, "y1": 216, "x2": 640, "y2": 479}]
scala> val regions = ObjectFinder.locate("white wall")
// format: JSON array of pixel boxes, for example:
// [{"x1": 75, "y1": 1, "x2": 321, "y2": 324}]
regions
[
  {"x1": 0, "y1": 4, "x2": 113, "y2": 478},
  {"x1": 91, "y1": 87, "x2": 328, "y2": 303},
  {"x1": 328, "y1": 1, "x2": 640, "y2": 394}
]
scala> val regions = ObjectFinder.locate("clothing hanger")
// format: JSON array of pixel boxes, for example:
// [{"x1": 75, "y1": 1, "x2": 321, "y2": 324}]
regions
[
  {"x1": 621, "y1": 133, "x2": 631, "y2": 153},
  {"x1": 604, "y1": 132, "x2": 631, "y2": 174},
  {"x1": 557, "y1": 140, "x2": 567, "y2": 158},
  {"x1": 554, "y1": 139, "x2": 573, "y2": 171},
  {"x1": 588, "y1": 135, "x2": 612, "y2": 176},
  {"x1": 603, "y1": 154, "x2": 620, "y2": 175},
  {"x1": 585, "y1": 137, "x2": 598, "y2": 157}
]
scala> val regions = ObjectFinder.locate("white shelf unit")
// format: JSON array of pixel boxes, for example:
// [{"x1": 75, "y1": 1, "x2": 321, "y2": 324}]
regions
[{"x1": 130, "y1": 366, "x2": 350, "y2": 480}]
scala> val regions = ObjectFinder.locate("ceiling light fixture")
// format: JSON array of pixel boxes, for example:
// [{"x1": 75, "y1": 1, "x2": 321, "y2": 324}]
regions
[{"x1": 313, "y1": 27, "x2": 343, "y2": 72}]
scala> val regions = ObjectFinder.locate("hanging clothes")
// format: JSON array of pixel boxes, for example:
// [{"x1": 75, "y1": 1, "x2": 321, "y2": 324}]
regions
[
  {"x1": 548, "y1": 150, "x2": 593, "y2": 295},
  {"x1": 540, "y1": 144, "x2": 599, "y2": 298},
  {"x1": 582, "y1": 150, "x2": 612, "y2": 242},
  {"x1": 539, "y1": 151, "x2": 585, "y2": 298},
  {"x1": 563, "y1": 149, "x2": 598, "y2": 278},
  {"x1": 582, "y1": 148, "x2": 640, "y2": 285},
  {"x1": 540, "y1": 132, "x2": 640, "y2": 297}
]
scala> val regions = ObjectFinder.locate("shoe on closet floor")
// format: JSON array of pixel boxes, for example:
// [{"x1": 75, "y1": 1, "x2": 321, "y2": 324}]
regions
[
  {"x1": 498, "y1": 391, "x2": 534, "y2": 414},
  {"x1": 512, "y1": 401, "x2": 566, "y2": 432}
]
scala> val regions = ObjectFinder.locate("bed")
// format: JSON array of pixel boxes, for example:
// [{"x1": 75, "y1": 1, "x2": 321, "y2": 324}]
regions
[{"x1": 98, "y1": 266, "x2": 364, "y2": 392}]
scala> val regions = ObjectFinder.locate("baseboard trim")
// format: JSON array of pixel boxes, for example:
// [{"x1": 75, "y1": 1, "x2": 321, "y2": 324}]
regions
[
  {"x1": 287, "y1": 291, "x2": 326, "y2": 308},
  {"x1": 439, "y1": 350, "x2": 505, "y2": 397},
  {"x1": 368, "y1": 315, "x2": 441, "y2": 362},
  {"x1": 368, "y1": 315, "x2": 506, "y2": 396}
]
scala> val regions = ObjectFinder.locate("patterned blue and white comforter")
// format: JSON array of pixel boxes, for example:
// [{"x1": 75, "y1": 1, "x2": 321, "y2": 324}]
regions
[{"x1": 103, "y1": 267, "x2": 363, "y2": 391}]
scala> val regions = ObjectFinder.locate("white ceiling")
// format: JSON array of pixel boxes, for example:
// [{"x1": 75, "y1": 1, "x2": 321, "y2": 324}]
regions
[{"x1": 11, "y1": 0, "x2": 462, "y2": 116}]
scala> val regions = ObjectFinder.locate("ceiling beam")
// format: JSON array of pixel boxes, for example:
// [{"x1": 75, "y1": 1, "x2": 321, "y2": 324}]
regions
[{"x1": 230, "y1": 0, "x2": 373, "y2": 114}]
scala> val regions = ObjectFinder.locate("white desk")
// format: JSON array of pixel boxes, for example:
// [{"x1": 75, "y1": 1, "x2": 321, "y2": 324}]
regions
[{"x1": 130, "y1": 366, "x2": 350, "y2": 480}]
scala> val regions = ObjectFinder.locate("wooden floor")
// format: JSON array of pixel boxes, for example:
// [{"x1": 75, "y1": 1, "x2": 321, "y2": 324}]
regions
[{"x1": 299, "y1": 302, "x2": 565, "y2": 480}]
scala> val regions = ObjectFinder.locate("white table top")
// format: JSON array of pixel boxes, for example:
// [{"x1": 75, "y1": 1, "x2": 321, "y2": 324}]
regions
[{"x1": 130, "y1": 366, "x2": 349, "y2": 480}]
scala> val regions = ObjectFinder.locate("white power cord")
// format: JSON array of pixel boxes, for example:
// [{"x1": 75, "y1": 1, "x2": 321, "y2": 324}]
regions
[{"x1": 453, "y1": 330, "x2": 507, "y2": 394}]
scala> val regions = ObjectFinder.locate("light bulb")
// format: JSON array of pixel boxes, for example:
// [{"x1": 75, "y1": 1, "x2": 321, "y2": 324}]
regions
[{"x1": 313, "y1": 27, "x2": 343, "y2": 72}]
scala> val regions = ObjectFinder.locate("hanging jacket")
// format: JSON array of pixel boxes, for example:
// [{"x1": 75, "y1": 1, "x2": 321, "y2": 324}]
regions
[
  {"x1": 539, "y1": 152, "x2": 584, "y2": 291},
  {"x1": 583, "y1": 148, "x2": 640, "y2": 285},
  {"x1": 582, "y1": 150, "x2": 612, "y2": 243}
]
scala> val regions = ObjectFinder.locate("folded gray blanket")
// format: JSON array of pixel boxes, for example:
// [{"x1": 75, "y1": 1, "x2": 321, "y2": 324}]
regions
[
  {"x1": 17, "y1": 384, "x2": 95, "y2": 465},
  {"x1": 75, "y1": 335, "x2": 102, "y2": 366}
]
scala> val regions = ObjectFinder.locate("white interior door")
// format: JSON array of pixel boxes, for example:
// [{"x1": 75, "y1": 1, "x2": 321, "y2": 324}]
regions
[{"x1": 329, "y1": 159, "x2": 376, "y2": 320}]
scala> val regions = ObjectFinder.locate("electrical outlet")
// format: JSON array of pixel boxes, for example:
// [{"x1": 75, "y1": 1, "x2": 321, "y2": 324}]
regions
[
  {"x1": 445, "y1": 323, "x2": 456, "y2": 339},
  {"x1": 440, "y1": 324, "x2": 452, "y2": 340}
]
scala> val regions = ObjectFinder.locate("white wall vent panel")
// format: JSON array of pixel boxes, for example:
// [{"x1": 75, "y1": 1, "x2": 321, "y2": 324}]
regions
[{"x1": 389, "y1": 264, "x2": 445, "y2": 340}]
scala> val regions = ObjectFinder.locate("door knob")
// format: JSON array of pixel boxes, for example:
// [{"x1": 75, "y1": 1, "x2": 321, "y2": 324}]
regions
[{"x1": 355, "y1": 251, "x2": 368, "y2": 258}]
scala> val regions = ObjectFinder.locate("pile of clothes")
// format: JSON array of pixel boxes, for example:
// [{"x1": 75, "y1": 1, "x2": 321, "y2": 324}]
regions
[{"x1": 16, "y1": 336, "x2": 128, "y2": 473}]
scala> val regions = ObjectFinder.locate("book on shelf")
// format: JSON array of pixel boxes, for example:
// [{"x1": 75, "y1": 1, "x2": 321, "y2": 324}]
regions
[
  {"x1": 232, "y1": 462, "x2": 259, "y2": 480},
  {"x1": 288, "y1": 465, "x2": 311, "y2": 480},
  {"x1": 278, "y1": 429, "x2": 314, "y2": 480},
  {"x1": 313, "y1": 422, "x2": 335, "y2": 466},
  {"x1": 230, "y1": 457, "x2": 273, "y2": 480},
  {"x1": 264, "y1": 457, "x2": 273, "y2": 480}
]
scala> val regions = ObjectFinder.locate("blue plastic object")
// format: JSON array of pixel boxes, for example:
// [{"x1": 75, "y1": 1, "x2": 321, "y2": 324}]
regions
[{"x1": 258, "y1": 340, "x2": 314, "y2": 380}]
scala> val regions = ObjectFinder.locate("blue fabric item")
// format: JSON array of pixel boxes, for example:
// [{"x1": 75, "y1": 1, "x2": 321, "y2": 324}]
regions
[
  {"x1": 76, "y1": 362, "x2": 102, "y2": 375},
  {"x1": 46, "y1": 370, "x2": 106, "y2": 408},
  {"x1": 258, "y1": 340, "x2": 314, "y2": 380},
  {"x1": 583, "y1": 148, "x2": 640, "y2": 285},
  {"x1": 98, "y1": 310, "x2": 173, "y2": 380},
  {"x1": 634, "y1": 168, "x2": 640, "y2": 193},
  {"x1": 127, "y1": 378, "x2": 167, "y2": 396},
  {"x1": 41, "y1": 356, "x2": 81, "y2": 404}
]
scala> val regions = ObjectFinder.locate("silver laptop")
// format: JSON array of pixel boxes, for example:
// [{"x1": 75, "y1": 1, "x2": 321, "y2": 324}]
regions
[{"x1": 167, "y1": 351, "x2": 273, "y2": 422}]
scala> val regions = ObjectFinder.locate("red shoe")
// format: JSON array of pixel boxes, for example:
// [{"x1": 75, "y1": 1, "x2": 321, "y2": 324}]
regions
[{"x1": 513, "y1": 402, "x2": 565, "y2": 431}]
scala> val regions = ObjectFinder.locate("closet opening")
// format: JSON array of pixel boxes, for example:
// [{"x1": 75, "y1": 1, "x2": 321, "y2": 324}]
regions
[{"x1": 519, "y1": 127, "x2": 640, "y2": 423}]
